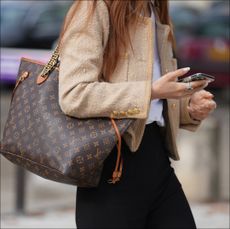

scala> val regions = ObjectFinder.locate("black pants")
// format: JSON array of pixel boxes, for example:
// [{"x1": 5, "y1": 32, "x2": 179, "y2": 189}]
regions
[{"x1": 75, "y1": 122, "x2": 197, "y2": 229}]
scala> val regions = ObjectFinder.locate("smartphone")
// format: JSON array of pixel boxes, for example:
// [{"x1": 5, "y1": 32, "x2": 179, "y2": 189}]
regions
[{"x1": 178, "y1": 73, "x2": 215, "y2": 83}]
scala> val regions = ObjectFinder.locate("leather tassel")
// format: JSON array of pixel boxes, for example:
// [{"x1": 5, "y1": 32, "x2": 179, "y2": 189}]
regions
[{"x1": 108, "y1": 118, "x2": 123, "y2": 184}]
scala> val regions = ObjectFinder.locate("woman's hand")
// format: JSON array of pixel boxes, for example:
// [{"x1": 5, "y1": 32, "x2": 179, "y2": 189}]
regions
[
  {"x1": 187, "y1": 90, "x2": 217, "y2": 121},
  {"x1": 151, "y1": 67, "x2": 209, "y2": 100}
]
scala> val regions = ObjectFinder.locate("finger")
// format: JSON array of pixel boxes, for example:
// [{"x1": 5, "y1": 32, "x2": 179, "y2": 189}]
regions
[
  {"x1": 166, "y1": 67, "x2": 190, "y2": 81},
  {"x1": 200, "y1": 106, "x2": 214, "y2": 114},
  {"x1": 187, "y1": 109, "x2": 205, "y2": 121},
  {"x1": 196, "y1": 90, "x2": 214, "y2": 99},
  {"x1": 201, "y1": 99, "x2": 216, "y2": 108},
  {"x1": 203, "y1": 91, "x2": 214, "y2": 99},
  {"x1": 188, "y1": 99, "x2": 216, "y2": 120},
  {"x1": 180, "y1": 80, "x2": 208, "y2": 95},
  {"x1": 187, "y1": 104, "x2": 200, "y2": 114},
  {"x1": 182, "y1": 86, "x2": 204, "y2": 97},
  {"x1": 188, "y1": 84, "x2": 209, "y2": 95},
  {"x1": 191, "y1": 80, "x2": 209, "y2": 90},
  {"x1": 206, "y1": 100, "x2": 217, "y2": 110},
  {"x1": 188, "y1": 108, "x2": 208, "y2": 121},
  {"x1": 192, "y1": 102, "x2": 216, "y2": 117}
]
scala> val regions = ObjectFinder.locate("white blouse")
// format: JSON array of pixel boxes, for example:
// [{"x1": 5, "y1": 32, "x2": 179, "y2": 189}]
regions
[{"x1": 145, "y1": 5, "x2": 165, "y2": 126}]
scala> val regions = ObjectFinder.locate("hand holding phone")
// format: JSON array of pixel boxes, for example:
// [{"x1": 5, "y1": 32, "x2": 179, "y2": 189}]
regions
[
  {"x1": 151, "y1": 68, "x2": 211, "y2": 100},
  {"x1": 177, "y1": 73, "x2": 215, "y2": 83}
]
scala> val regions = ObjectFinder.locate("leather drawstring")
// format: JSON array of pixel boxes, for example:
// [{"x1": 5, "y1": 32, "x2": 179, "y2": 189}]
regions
[{"x1": 108, "y1": 118, "x2": 123, "y2": 184}]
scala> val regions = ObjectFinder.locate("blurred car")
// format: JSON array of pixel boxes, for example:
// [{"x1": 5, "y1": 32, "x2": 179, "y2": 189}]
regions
[
  {"x1": 170, "y1": 5, "x2": 201, "y2": 42},
  {"x1": 1, "y1": 1, "x2": 72, "y2": 49},
  {"x1": 210, "y1": 0, "x2": 229, "y2": 10},
  {"x1": 0, "y1": 48, "x2": 52, "y2": 84},
  {"x1": 1, "y1": 1, "x2": 229, "y2": 89},
  {"x1": 172, "y1": 5, "x2": 230, "y2": 88}
]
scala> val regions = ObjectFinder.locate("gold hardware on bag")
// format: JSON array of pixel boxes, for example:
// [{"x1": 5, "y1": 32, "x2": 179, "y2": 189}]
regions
[
  {"x1": 11, "y1": 71, "x2": 30, "y2": 103},
  {"x1": 36, "y1": 45, "x2": 60, "y2": 85},
  {"x1": 14, "y1": 71, "x2": 29, "y2": 89},
  {"x1": 20, "y1": 71, "x2": 29, "y2": 80}
]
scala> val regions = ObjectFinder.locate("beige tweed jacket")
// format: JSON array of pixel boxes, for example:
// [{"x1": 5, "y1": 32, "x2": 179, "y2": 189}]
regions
[{"x1": 58, "y1": 1, "x2": 201, "y2": 161}]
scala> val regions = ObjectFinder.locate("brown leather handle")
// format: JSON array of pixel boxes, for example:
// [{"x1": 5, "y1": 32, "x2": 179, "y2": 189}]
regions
[
  {"x1": 36, "y1": 45, "x2": 60, "y2": 85},
  {"x1": 108, "y1": 118, "x2": 123, "y2": 184}
]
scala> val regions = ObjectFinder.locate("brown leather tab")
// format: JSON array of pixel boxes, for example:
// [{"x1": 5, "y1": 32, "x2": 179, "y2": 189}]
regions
[{"x1": 36, "y1": 75, "x2": 48, "y2": 85}]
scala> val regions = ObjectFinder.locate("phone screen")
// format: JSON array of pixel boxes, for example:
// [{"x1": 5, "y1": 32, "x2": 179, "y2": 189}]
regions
[{"x1": 178, "y1": 73, "x2": 215, "y2": 83}]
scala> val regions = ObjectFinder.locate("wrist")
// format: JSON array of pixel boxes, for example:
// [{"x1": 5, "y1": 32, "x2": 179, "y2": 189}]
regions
[{"x1": 151, "y1": 84, "x2": 160, "y2": 100}]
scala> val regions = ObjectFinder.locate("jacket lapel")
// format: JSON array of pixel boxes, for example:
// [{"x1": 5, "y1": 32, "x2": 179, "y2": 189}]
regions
[{"x1": 153, "y1": 8, "x2": 170, "y2": 75}]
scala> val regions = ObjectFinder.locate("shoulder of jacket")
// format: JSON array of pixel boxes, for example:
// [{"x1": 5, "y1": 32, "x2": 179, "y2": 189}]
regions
[
  {"x1": 77, "y1": 0, "x2": 109, "y2": 17},
  {"x1": 95, "y1": 1, "x2": 110, "y2": 22},
  {"x1": 96, "y1": 0, "x2": 109, "y2": 10},
  {"x1": 77, "y1": 0, "x2": 109, "y2": 26},
  {"x1": 68, "y1": 0, "x2": 109, "y2": 19},
  {"x1": 94, "y1": 1, "x2": 110, "y2": 35}
]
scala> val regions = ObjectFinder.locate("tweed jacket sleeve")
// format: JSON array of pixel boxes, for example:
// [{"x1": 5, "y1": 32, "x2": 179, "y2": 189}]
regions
[{"x1": 58, "y1": 1, "x2": 151, "y2": 119}]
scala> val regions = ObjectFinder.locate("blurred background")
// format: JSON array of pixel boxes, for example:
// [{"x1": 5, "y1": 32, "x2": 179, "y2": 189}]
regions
[{"x1": 1, "y1": 0, "x2": 229, "y2": 228}]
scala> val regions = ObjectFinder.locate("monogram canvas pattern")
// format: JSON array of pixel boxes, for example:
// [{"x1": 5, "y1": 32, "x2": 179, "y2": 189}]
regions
[{"x1": 0, "y1": 58, "x2": 133, "y2": 187}]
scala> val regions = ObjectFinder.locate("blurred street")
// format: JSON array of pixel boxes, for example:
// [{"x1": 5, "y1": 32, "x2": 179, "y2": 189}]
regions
[{"x1": 1, "y1": 202, "x2": 229, "y2": 228}]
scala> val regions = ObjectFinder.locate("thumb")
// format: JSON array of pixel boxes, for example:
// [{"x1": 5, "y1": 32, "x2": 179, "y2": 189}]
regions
[
  {"x1": 199, "y1": 90, "x2": 214, "y2": 99},
  {"x1": 204, "y1": 92, "x2": 214, "y2": 99}
]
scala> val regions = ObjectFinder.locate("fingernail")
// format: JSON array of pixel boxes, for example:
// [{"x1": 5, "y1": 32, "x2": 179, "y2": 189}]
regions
[
  {"x1": 183, "y1": 67, "x2": 190, "y2": 72},
  {"x1": 208, "y1": 92, "x2": 213, "y2": 96}
]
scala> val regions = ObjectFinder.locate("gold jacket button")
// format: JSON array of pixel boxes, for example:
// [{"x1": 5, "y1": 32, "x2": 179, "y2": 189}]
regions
[
  {"x1": 120, "y1": 111, "x2": 127, "y2": 116},
  {"x1": 121, "y1": 52, "x2": 129, "y2": 59},
  {"x1": 127, "y1": 109, "x2": 134, "y2": 115},
  {"x1": 133, "y1": 108, "x2": 140, "y2": 114},
  {"x1": 112, "y1": 111, "x2": 118, "y2": 116}
]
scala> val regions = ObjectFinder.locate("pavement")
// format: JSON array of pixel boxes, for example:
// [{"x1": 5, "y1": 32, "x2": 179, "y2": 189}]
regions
[{"x1": 1, "y1": 201, "x2": 229, "y2": 229}]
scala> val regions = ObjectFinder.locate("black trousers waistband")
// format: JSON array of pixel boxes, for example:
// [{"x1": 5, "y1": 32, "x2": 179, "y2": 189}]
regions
[{"x1": 143, "y1": 121, "x2": 166, "y2": 142}]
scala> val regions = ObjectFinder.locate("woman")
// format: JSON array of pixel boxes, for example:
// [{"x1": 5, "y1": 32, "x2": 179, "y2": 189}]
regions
[{"x1": 58, "y1": 0, "x2": 216, "y2": 228}]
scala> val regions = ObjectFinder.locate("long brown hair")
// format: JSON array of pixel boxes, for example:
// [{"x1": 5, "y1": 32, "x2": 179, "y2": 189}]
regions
[{"x1": 59, "y1": 0, "x2": 174, "y2": 81}]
